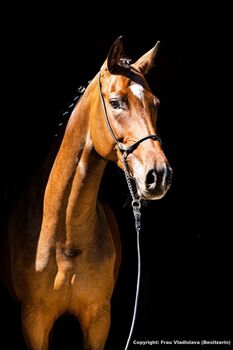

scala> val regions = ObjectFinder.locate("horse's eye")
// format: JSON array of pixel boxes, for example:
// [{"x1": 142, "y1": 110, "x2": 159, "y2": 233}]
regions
[{"x1": 110, "y1": 99, "x2": 121, "y2": 109}]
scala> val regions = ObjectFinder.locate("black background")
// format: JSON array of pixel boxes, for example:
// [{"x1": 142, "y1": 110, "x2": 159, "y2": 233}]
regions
[{"x1": 1, "y1": 1, "x2": 232, "y2": 349}]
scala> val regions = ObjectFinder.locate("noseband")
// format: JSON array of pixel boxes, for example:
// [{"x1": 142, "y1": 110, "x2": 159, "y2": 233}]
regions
[{"x1": 98, "y1": 72, "x2": 161, "y2": 158}]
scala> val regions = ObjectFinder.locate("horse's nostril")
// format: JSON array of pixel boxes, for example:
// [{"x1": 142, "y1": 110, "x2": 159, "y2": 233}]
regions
[
  {"x1": 167, "y1": 166, "x2": 173, "y2": 186},
  {"x1": 145, "y1": 166, "x2": 172, "y2": 192},
  {"x1": 146, "y1": 170, "x2": 156, "y2": 188}
]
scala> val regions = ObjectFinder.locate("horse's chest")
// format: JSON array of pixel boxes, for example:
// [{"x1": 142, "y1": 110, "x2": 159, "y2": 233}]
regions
[
  {"x1": 53, "y1": 231, "x2": 116, "y2": 292},
  {"x1": 57, "y1": 241, "x2": 115, "y2": 279},
  {"x1": 52, "y1": 246, "x2": 115, "y2": 310}
]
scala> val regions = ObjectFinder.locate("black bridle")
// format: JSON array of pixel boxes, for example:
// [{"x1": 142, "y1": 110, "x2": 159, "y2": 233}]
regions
[
  {"x1": 98, "y1": 71, "x2": 162, "y2": 350},
  {"x1": 98, "y1": 72, "x2": 161, "y2": 158}
]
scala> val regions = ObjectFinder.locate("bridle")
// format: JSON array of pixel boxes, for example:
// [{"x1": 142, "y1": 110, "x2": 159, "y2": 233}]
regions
[
  {"x1": 98, "y1": 71, "x2": 161, "y2": 350},
  {"x1": 98, "y1": 72, "x2": 161, "y2": 158},
  {"x1": 98, "y1": 71, "x2": 162, "y2": 205},
  {"x1": 98, "y1": 70, "x2": 162, "y2": 221}
]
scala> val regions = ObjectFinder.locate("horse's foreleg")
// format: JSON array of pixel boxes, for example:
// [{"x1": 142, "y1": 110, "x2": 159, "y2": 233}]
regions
[
  {"x1": 79, "y1": 302, "x2": 111, "y2": 350},
  {"x1": 21, "y1": 303, "x2": 55, "y2": 350}
]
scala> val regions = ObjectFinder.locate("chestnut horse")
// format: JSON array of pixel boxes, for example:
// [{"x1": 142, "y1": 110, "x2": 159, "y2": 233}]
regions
[{"x1": 1, "y1": 37, "x2": 172, "y2": 349}]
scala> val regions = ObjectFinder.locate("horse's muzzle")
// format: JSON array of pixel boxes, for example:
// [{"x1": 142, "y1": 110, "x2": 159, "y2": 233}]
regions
[{"x1": 138, "y1": 163, "x2": 173, "y2": 200}]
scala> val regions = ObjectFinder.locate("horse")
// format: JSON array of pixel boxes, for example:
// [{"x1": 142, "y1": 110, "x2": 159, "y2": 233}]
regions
[{"x1": 1, "y1": 36, "x2": 172, "y2": 350}]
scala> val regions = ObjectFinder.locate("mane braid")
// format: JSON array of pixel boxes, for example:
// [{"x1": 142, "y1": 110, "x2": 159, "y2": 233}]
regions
[{"x1": 53, "y1": 80, "x2": 91, "y2": 138}]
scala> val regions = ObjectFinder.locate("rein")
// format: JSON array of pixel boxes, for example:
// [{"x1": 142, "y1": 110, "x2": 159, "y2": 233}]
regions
[{"x1": 98, "y1": 72, "x2": 161, "y2": 349}]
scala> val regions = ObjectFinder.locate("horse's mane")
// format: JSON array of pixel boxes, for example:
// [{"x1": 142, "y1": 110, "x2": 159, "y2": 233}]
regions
[
  {"x1": 34, "y1": 80, "x2": 91, "y2": 185},
  {"x1": 53, "y1": 81, "x2": 91, "y2": 142}
]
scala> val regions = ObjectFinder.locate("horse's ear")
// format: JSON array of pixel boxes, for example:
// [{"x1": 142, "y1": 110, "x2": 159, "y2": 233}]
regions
[
  {"x1": 134, "y1": 41, "x2": 160, "y2": 75},
  {"x1": 107, "y1": 36, "x2": 124, "y2": 72}
]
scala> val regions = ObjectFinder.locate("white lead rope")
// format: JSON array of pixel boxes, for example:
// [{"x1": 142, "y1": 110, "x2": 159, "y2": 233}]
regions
[
  {"x1": 122, "y1": 154, "x2": 142, "y2": 350},
  {"x1": 124, "y1": 224, "x2": 141, "y2": 350}
]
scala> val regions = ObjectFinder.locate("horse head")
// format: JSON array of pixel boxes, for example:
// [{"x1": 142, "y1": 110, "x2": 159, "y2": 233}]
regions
[{"x1": 91, "y1": 36, "x2": 172, "y2": 200}]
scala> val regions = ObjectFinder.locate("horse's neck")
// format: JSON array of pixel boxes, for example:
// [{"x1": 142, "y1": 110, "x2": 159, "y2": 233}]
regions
[
  {"x1": 36, "y1": 79, "x2": 106, "y2": 271},
  {"x1": 65, "y1": 134, "x2": 106, "y2": 245},
  {"x1": 46, "y1": 81, "x2": 106, "y2": 234}
]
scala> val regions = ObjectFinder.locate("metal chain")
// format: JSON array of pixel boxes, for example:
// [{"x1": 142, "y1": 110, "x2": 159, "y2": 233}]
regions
[
  {"x1": 121, "y1": 153, "x2": 142, "y2": 231},
  {"x1": 121, "y1": 154, "x2": 138, "y2": 201}
]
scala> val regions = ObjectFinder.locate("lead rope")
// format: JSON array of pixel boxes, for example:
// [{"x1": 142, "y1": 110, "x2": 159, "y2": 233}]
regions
[
  {"x1": 121, "y1": 153, "x2": 142, "y2": 350},
  {"x1": 98, "y1": 72, "x2": 142, "y2": 349}
]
